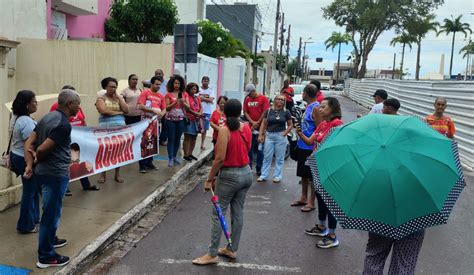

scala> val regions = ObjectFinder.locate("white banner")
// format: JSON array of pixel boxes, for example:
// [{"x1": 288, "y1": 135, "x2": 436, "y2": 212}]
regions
[{"x1": 69, "y1": 117, "x2": 159, "y2": 181}]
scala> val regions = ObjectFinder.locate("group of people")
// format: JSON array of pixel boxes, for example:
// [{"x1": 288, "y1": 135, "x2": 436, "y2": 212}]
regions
[{"x1": 7, "y1": 69, "x2": 456, "y2": 271}]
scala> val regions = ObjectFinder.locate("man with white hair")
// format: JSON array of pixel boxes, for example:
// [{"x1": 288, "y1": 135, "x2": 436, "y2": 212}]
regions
[{"x1": 24, "y1": 89, "x2": 81, "y2": 268}]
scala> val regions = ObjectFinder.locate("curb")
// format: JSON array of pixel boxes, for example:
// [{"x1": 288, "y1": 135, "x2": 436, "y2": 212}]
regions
[{"x1": 56, "y1": 149, "x2": 213, "y2": 275}]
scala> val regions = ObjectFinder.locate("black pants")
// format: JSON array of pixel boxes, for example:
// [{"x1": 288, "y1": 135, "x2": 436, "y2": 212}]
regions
[
  {"x1": 124, "y1": 116, "x2": 152, "y2": 169},
  {"x1": 316, "y1": 192, "x2": 337, "y2": 229},
  {"x1": 125, "y1": 115, "x2": 141, "y2": 125}
]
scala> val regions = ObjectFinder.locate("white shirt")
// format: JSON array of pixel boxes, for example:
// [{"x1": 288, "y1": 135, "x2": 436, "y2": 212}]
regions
[
  {"x1": 370, "y1": 102, "x2": 384, "y2": 114},
  {"x1": 199, "y1": 87, "x2": 215, "y2": 114}
]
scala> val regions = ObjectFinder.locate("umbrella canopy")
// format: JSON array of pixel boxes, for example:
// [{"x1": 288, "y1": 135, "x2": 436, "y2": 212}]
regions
[
  {"x1": 210, "y1": 190, "x2": 234, "y2": 251},
  {"x1": 308, "y1": 115, "x2": 466, "y2": 239}
]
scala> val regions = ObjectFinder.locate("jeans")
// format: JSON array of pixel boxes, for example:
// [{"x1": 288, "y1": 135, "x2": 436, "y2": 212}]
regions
[
  {"x1": 37, "y1": 175, "x2": 69, "y2": 260},
  {"x1": 159, "y1": 116, "x2": 168, "y2": 143},
  {"x1": 248, "y1": 133, "x2": 264, "y2": 173},
  {"x1": 316, "y1": 192, "x2": 337, "y2": 230},
  {"x1": 10, "y1": 153, "x2": 40, "y2": 232},
  {"x1": 165, "y1": 119, "x2": 185, "y2": 159},
  {"x1": 260, "y1": 132, "x2": 288, "y2": 180},
  {"x1": 209, "y1": 166, "x2": 253, "y2": 256}
]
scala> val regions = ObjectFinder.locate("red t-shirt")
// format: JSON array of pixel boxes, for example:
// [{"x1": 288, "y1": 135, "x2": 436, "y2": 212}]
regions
[
  {"x1": 316, "y1": 91, "x2": 325, "y2": 104},
  {"x1": 210, "y1": 109, "x2": 227, "y2": 140},
  {"x1": 281, "y1": 86, "x2": 294, "y2": 103},
  {"x1": 50, "y1": 102, "x2": 86, "y2": 126},
  {"x1": 137, "y1": 89, "x2": 166, "y2": 110},
  {"x1": 222, "y1": 123, "x2": 252, "y2": 167},
  {"x1": 313, "y1": 118, "x2": 343, "y2": 144},
  {"x1": 243, "y1": 95, "x2": 270, "y2": 122},
  {"x1": 183, "y1": 92, "x2": 202, "y2": 121}
]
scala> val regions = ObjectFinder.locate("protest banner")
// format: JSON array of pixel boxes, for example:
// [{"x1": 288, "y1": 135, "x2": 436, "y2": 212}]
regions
[{"x1": 69, "y1": 117, "x2": 159, "y2": 181}]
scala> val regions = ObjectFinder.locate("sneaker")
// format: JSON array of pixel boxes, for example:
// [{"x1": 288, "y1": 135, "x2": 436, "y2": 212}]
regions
[
  {"x1": 139, "y1": 168, "x2": 147, "y2": 173},
  {"x1": 272, "y1": 177, "x2": 281, "y2": 183},
  {"x1": 36, "y1": 254, "x2": 70, "y2": 269},
  {"x1": 305, "y1": 226, "x2": 329, "y2": 237},
  {"x1": 316, "y1": 235, "x2": 339, "y2": 249},
  {"x1": 65, "y1": 189, "x2": 72, "y2": 196},
  {"x1": 53, "y1": 237, "x2": 68, "y2": 248},
  {"x1": 257, "y1": 177, "x2": 266, "y2": 182},
  {"x1": 173, "y1": 157, "x2": 182, "y2": 165},
  {"x1": 190, "y1": 155, "x2": 198, "y2": 161},
  {"x1": 183, "y1": 156, "x2": 192, "y2": 161},
  {"x1": 168, "y1": 159, "x2": 174, "y2": 167}
]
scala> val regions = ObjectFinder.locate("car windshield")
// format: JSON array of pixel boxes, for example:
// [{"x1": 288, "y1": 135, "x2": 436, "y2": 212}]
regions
[{"x1": 290, "y1": 85, "x2": 304, "y2": 95}]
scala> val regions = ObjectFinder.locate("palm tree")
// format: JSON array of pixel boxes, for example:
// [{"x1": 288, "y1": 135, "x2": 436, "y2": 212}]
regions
[
  {"x1": 405, "y1": 14, "x2": 439, "y2": 80},
  {"x1": 437, "y1": 15, "x2": 472, "y2": 77},
  {"x1": 459, "y1": 40, "x2": 474, "y2": 79},
  {"x1": 390, "y1": 33, "x2": 417, "y2": 80},
  {"x1": 325, "y1": 32, "x2": 352, "y2": 83}
]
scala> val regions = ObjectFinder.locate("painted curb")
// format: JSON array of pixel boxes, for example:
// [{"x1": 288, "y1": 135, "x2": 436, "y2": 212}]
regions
[{"x1": 56, "y1": 149, "x2": 213, "y2": 275}]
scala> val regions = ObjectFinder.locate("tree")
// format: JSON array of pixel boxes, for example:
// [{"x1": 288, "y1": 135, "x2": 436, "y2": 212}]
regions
[
  {"x1": 197, "y1": 19, "x2": 250, "y2": 58},
  {"x1": 286, "y1": 59, "x2": 298, "y2": 79},
  {"x1": 105, "y1": 0, "x2": 178, "y2": 43},
  {"x1": 325, "y1": 32, "x2": 351, "y2": 83},
  {"x1": 437, "y1": 15, "x2": 472, "y2": 76},
  {"x1": 323, "y1": 0, "x2": 443, "y2": 79},
  {"x1": 459, "y1": 40, "x2": 474, "y2": 59},
  {"x1": 390, "y1": 33, "x2": 417, "y2": 79},
  {"x1": 405, "y1": 14, "x2": 439, "y2": 80}
]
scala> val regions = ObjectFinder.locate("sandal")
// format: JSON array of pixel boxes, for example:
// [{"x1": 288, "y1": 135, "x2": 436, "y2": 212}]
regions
[
  {"x1": 301, "y1": 206, "x2": 316, "y2": 212},
  {"x1": 290, "y1": 201, "x2": 307, "y2": 207},
  {"x1": 97, "y1": 176, "x2": 106, "y2": 184},
  {"x1": 114, "y1": 177, "x2": 124, "y2": 183},
  {"x1": 217, "y1": 247, "x2": 236, "y2": 259},
  {"x1": 192, "y1": 254, "x2": 219, "y2": 265}
]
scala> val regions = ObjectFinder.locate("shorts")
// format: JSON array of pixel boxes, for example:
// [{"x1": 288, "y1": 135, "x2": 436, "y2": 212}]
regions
[
  {"x1": 203, "y1": 113, "x2": 211, "y2": 131},
  {"x1": 296, "y1": 148, "x2": 313, "y2": 180},
  {"x1": 184, "y1": 121, "x2": 199, "y2": 136}
]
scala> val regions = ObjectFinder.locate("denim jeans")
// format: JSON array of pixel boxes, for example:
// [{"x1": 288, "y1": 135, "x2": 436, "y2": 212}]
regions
[
  {"x1": 37, "y1": 174, "x2": 69, "y2": 260},
  {"x1": 316, "y1": 192, "x2": 337, "y2": 230},
  {"x1": 10, "y1": 153, "x2": 40, "y2": 232},
  {"x1": 159, "y1": 116, "x2": 168, "y2": 143},
  {"x1": 248, "y1": 133, "x2": 264, "y2": 173},
  {"x1": 165, "y1": 119, "x2": 185, "y2": 159},
  {"x1": 209, "y1": 166, "x2": 253, "y2": 256},
  {"x1": 260, "y1": 131, "x2": 288, "y2": 180}
]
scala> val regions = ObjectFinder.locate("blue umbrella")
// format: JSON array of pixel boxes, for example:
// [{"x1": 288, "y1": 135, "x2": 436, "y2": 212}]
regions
[{"x1": 210, "y1": 189, "x2": 234, "y2": 252}]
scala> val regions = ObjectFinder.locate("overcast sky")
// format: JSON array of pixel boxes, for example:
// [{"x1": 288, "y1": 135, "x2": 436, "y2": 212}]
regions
[{"x1": 210, "y1": 0, "x2": 473, "y2": 77}]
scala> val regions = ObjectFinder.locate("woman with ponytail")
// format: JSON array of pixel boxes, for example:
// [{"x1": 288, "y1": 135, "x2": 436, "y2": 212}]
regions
[{"x1": 192, "y1": 99, "x2": 253, "y2": 265}]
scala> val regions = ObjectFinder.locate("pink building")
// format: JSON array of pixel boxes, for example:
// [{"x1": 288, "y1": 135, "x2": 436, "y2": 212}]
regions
[{"x1": 47, "y1": 0, "x2": 112, "y2": 40}]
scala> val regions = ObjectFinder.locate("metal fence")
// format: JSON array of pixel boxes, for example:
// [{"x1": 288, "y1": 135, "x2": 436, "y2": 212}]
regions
[{"x1": 345, "y1": 78, "x2": 474, "y2": 171}]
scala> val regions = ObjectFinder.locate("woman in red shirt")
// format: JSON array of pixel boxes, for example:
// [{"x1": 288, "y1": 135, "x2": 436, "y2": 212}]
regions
[
  {"x1": 192, "y1": 99, "x2": 253, "y2": 265},
  {"x1": 182, "y1": 82, "x2": 203, "y2": 161},
  {"x1": 297, "y1": 97, "x2": 343, "y2": 249},
  {"x1": 210, "y1": 96, "x2": 228, "y2": 146}
]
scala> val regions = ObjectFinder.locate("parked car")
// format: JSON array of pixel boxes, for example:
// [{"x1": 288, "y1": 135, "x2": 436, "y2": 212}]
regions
[
  {"x1": 334, "y1": 84, "x2": 344, "y2": 91},
  {"x1": 321, "y1": 83, "x2": 330, "y2": 90},
  {"x1": 289, "y1": 84, "x2": 306, "y2": 110}
]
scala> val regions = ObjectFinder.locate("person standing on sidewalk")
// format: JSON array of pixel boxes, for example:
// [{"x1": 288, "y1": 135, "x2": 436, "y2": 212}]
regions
[
  {"x1": 24, "y1": 89, "x2": 81, "y2": 268},
  {"x1": 291, "y1": 84, "x2": 321, "y2": 212},
  {"x1": 192, "y1": 99, "x2": 253, "y2": 265},
  {"x1": 183, "y1": 82, "x2": 203, "y2": 161},
  {"x1": 425, "y1": 97, "x2": 456, "y2": 139},
  {"x1": 243, "y1": 84, "x2": 270, "y2": 176},
  {"x1": 50, "y1": 85, "x2": 100, "y2": 195},
  {"x1": 9, "y1": 90, "x2": 40, "y2": 234},
  {"x1": 257, "y1": 95, "x2": 293, "y2": 183},
  {"x1": 210, "y1": 96, "x2": 228, "y2": 146},
  {"x1": 280, "y1": 80, "x2": 294, "y2": 112},
  {"x1": 137, "y1": 76, "x2": 167, "y2": 172},
  {"x1": 298, "y1": 97, "x2": 343, "y2": 249},
  {"x1": 199, "y1": 76, "x2": 215, "y2": 151},
  {"x1": 121, "y1": 74, "x2": 142, "y2": 125}
]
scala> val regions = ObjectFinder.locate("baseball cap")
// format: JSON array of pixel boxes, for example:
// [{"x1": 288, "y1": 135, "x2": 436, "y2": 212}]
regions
[
  {"x1": 245, "y1": 84, "x2": 256, "y2": 94},
  {"x1": 373, "y1": 89, "x2": 388, "y2": 100}
]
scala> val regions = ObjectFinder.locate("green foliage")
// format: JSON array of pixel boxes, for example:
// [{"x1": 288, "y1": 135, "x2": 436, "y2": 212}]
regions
[
  {"x1": 286, "y1": 59, "x2": 298, "y2": 78},
  {"x1": 390, "y1": 33, "x2": 417, "y2": 50},
  {"x1": 323, "y1": 0, "x2": 443, "y2": 79},
  {"x1": 325, "y1": 32, "x2": 351, "y2": 51},
  {"x1": 459, "y1": 41, "x2": 474, "y2": 59},
  {"x1": 105, "y1": 0, "x2": 179, "y2": 43},
  {"x1": 197, "y1": 19, "x2": 250, "y2": 58}
]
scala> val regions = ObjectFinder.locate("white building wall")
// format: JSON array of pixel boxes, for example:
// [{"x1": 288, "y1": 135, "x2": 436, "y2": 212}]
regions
[
  {"x1": 0, "y1": 0, "x2": 47, "y2": 40},
  {"x1": 221, "y1": 58, "x2": 245, "y2": 102}
]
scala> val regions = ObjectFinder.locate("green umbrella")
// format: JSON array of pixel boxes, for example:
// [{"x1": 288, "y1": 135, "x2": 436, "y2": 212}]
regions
[{"x1": 308, "y1": 115, "x2": 466, "y2": 239}]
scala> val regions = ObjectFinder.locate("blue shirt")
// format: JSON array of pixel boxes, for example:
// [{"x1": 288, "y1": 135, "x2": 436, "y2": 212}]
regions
[{"x1": 297, "y1": 101, "x2": 320, "y2": 150}]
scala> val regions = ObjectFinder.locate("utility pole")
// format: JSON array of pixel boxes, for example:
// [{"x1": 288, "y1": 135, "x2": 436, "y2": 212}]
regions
[
  {"x1": 279, "y1": 13, "x2": 285, "y2": 73},
  {"x1": 272, "y1": 0, "x2": 280, "y2": 93},
  {"x1": 285, "y1": 24, "x2": 291, "y2": 78},
  {"x1": 253, "y1": 35, "x2": 259, "y2": 87},
  {"x1": 392, "y1": 53, "x2": 396, "y2": 79},
  {"x1": 296, "y1": 37, "x2": 302, "y2": 80}
]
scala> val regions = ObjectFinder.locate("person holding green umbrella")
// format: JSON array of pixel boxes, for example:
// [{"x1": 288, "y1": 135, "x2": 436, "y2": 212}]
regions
[{"x1": 297, "y1": 97, "x2": 343, "y2": 249}]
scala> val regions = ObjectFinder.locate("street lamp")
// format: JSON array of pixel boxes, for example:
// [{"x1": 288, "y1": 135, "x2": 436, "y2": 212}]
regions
[{"x1": 302, "y1": 37, "x2": 314, "y2": 80}]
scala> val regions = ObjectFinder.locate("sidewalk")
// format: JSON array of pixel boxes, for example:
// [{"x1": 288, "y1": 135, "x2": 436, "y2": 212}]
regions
[{"x1": 0, "y1": 138, "x2": 213, "y2": 274}]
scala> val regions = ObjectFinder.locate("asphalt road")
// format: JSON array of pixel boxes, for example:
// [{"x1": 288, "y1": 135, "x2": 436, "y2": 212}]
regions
[{"x1": 109, "y1": 93, "x2": 473, "y2": 274}]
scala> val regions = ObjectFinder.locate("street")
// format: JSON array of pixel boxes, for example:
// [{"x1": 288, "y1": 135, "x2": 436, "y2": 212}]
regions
[{"x1": 103, "y1": 94, "x2": 473, "y2": 274}]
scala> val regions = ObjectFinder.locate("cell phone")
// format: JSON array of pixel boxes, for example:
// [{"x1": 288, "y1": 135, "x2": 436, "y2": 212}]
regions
[{"x1": 178, "y1": 92, "x2": 182, "y2": 99}]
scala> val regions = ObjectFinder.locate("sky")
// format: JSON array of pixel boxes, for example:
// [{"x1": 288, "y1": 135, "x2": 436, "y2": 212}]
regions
[{"x1": 210, "y1": 0, "x2": 474, "y2": 78}]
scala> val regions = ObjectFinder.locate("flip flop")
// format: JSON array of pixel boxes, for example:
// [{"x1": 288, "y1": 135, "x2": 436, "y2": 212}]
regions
[
  {"x1": 301, "y1": 206, "x2": 316, "y2": 212},
  {"x1": 97, "y1": 177, "x2": 106, "y2": 184},
  {"x1": 114, "y1": 177, "x2": 124, "y2": 183},
  {"x1": 290, "y1": 201, "x2": 307, "y2": 207}
]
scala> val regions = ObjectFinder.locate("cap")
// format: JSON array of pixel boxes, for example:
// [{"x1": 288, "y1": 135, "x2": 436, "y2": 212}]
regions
[
  {"x1": 245, "y1": 84, "x2": 256, "y2": 94},
  {"x1": 373, "y1": 89, "x2": 388, "y2": 100}
]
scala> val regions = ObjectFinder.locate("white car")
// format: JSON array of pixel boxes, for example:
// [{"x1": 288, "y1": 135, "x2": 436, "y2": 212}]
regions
[
  {"x1": 289, "y1": 84, "x2": 306, "y2": 110},
  {"x1": 321, "y1": 83, "x2": 330, "y2": 90}
]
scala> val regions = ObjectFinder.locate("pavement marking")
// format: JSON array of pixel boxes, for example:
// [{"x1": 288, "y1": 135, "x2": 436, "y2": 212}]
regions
[
  {"x1": 245, "y1": 210, "x2": 269, "y2": 214},
  {"x1": 160, "y1": 259, "x2": 302, "y2": 272},
  {"x1": 248, "y1": 195, "x2": 271, "y2": 200},
  {"x1": 245, "y1": 201, "x2": 271, "y2": 206}
]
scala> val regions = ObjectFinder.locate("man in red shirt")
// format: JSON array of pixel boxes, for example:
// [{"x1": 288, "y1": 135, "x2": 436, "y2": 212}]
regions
[
  {"x1": 243, "y1": 84, "x2": 269, "y2": 175},
  {"x1": 280, "y1": 80, "x2": 294, "y2": 111},
  {"x1": 310, "y1": 80, "x2": 325, "y2": 103},
  {"x1": 137, "y1": 76, "x2": 167, "y2": 173}
]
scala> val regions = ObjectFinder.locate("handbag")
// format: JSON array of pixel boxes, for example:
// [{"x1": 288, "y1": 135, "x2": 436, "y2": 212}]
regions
[{"x1": 1, "y1": 118, "x2": 17, "y2": 170}]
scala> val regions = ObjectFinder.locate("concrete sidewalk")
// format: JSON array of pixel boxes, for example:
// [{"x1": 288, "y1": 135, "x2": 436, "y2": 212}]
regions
[{"x1": 0, "y1": 139, "x2": 213, "y2": 274}]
